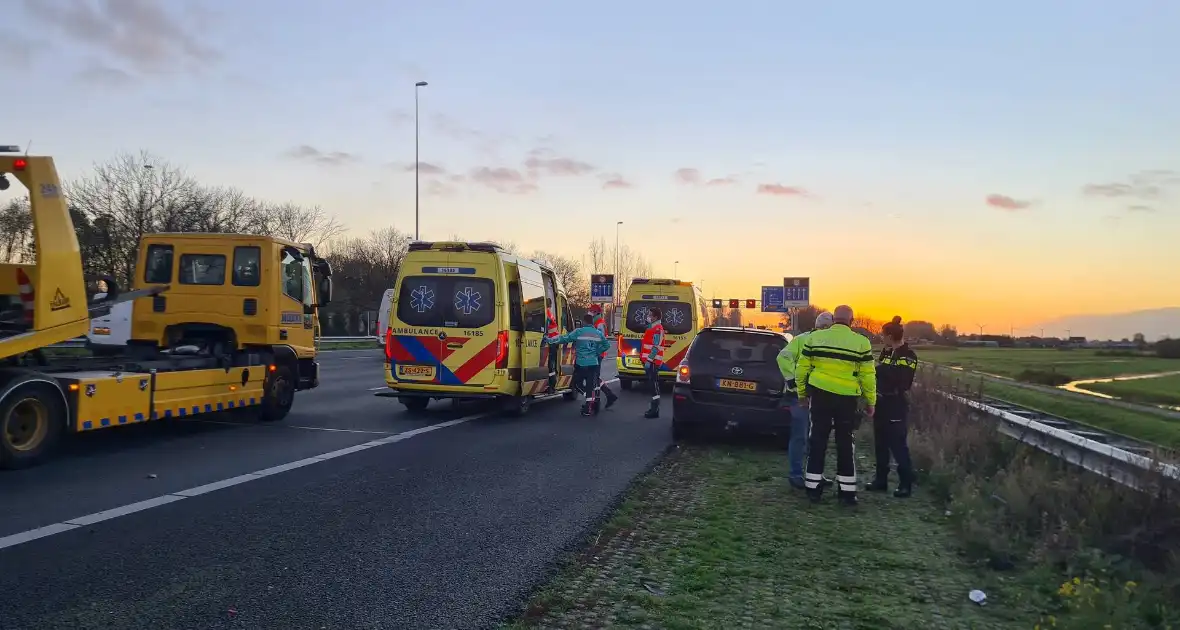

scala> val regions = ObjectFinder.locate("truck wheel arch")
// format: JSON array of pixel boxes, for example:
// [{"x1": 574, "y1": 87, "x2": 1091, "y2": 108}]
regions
[{"x1": 0, "y1": 370, "x2": 70, "y2": 428}]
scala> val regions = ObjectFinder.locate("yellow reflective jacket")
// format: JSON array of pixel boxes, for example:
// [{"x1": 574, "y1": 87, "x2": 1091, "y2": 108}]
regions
[
  {"x1": 796, "y1": 323, "x2": 877, "y2": 405},
  {"x1": 775, "y1": 330, "x2": 810, "y2": 391}
]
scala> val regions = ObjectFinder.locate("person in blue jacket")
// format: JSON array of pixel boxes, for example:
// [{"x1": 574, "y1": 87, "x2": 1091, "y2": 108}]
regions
[{"x1": 545, "y1": 312, "x2": 612, "y2": 417}]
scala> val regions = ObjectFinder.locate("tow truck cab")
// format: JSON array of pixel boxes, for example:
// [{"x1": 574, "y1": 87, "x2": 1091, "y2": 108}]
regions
[{"x1": 128, "y1": 233, "x2": 334, "y2": 390}]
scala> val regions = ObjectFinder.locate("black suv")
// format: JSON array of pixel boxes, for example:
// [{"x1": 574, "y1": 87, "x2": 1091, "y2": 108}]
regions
[{"x1": 671, "y1": 326, "x2": 793, "y2": 442}]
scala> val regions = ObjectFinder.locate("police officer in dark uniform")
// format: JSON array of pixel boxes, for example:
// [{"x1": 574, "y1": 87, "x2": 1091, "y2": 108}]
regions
[{"x1": 867, "y1": 316, "x2": 919, "y2": 498}]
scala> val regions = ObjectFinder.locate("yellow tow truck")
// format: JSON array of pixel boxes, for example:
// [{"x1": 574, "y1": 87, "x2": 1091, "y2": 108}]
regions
[{"x1": 0, "y1": 146, "x2": 333, "y2": 469}]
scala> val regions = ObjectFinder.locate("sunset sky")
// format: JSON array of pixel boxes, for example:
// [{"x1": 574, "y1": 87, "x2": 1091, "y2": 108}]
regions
[{"x1": 1, "y1": 0, "x2": 1176, "y2": 333}]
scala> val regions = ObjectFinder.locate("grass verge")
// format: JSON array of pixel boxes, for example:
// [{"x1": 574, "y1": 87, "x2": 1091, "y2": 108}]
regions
[
  {"x1": 510, "y1": 370, "x2": 1180, "y2": 629},
  {"x1": 977, "y1": 379, "x2": 1180, "y2": 450},
  {"x1": 506, "y1": 443, "x2": 1049, "y2": 629},
  {"x1": 919, "y1": 371, "x2": 1180, "y2": 629}
]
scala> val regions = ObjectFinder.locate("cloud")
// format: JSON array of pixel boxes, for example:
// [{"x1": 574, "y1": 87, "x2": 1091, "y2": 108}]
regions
[
  {"x1": 676, "y1": 168, "x2": 739, "y2": 187},
  {"x1": 74, "y1": 63, "x2": 136, "y2": 87},
  {"x1": 674, "y1": 168, "x2": 702, "y2": 185},
  {"x1": 985, "y1": 194, "x2": 1032, "y2": 211},
  {"x1": 601, "y1": 174, "x2": 633, "y2": 190},
  {"x1": 756, "y1": 183, "x2": 808, "y2": 196},
  {"x1": 1127, "y1": 204, "x2": 1155, "y2": 213},
  {"x1": 397, "y1": 161, "x2": 447, "y2": 175},
  {"x1": 20, "y1": 0, "x2": 219, "y2": 74},
  {"x1": 1083, "y1": 170, "x2": 1180, "y2": 200},
  {"x1": 524, "y1": 150, "x2": 595, "y2": 177},
  {"x1": 283, "y1": 145, "x2": 360, "y2": 167},
  {"x1": 469, "y1": 166, "x2": 537, "y2": 195}
]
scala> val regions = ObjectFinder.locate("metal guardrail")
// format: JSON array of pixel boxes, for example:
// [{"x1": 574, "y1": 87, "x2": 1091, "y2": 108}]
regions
[
  {"x1": 944, "y1": 392, "x2": 1180, "y2": 490},
  {"x1": 48, "y1": 336, "x2": 380, "y2": 350}
]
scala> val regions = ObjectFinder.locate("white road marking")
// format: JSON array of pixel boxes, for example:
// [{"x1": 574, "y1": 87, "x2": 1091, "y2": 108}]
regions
[
  {"x1": 0, "y1": 414, "x2": 488, "y2": 552},
  {"x1": 186, "y1": 419, "x2": 395, "y2": 435},
  {"x1": 368, "y1": 386, "x2": 387, "y2": 391},
  {"x1": 285, "y1": 425, "x2": 396, "y2": 435}
]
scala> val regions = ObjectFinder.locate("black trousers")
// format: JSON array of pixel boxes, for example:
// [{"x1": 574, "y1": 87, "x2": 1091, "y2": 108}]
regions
[
  {"x1": 804, "y1": 388, "x2": 859, "y2": 497},
  {"x1": 547, "y1": 346, "x2": 559, "y2": 390},
  {"x1": 596, "y1": 361, "x2": 617, "y2": 401},
  {"x1": 573, "y1": 365, "x2": 598, "y2": 403},
  {"x1": 645, "y1": 362, "x2": 661, "y2": 406},
  {"x1": 873, "y1": 396, "x2": 913, "y2": 483}
]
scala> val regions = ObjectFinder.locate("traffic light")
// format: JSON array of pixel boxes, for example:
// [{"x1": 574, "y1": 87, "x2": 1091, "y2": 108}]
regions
[
  {"x1": 745, "y1": 299, "x2": 757, "y2": 309},
  {"x1": 712, "y1": 299, "x2": 722, "y2": 308},
  {"x1": 728, "y1": 299, "x2": 739, "y2": 309}
]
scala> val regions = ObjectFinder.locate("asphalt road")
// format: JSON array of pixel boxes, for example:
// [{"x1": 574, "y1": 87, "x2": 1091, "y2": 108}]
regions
[{"x1": 0, "y1": 349, "x2": 671, "y2": 630}]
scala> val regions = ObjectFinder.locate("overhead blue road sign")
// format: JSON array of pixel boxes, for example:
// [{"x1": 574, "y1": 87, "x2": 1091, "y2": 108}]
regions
[
  {"x1": 761, "y1": 286, "x2": 786, "y2": 313},
  {"x1": 783, "y1": 277, "x2": 810, "y2": 307},
  {"x1": 590, "y1": 274, "x2": 615, "y2": 303}
]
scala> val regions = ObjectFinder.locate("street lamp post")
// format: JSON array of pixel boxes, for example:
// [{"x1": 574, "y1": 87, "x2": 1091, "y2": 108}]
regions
[
  {"x1": 674, "y1": 260, "x2": 679, "y2": 278},
  {"x1": 615, "y1": 221, "x2": 623, "y2": 308},
  {"x1": 414, "y1": 80, "x2": 429, "y2": 240}
]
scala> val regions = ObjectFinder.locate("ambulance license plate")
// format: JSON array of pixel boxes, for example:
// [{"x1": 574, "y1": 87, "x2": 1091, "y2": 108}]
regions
[
  {"x1": 396, "y1": 364, "x2": 436, "y2": 380},
  {"x1": 717, "y1": 378, "x2": 757, "y2": 392}
]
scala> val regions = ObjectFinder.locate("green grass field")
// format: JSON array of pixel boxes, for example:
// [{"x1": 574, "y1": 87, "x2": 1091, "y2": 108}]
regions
[
  {"x1": 1079, "y1": 373, "x2": 1180, "y2": 408},
  {"x1": 920, "y1": 346, "x2": 1176, "y2": 381},
  {"x1": 969, "y1": 380, "x2": 1180, "y2": 450},
  {"x1": 508, "y1": 446, "x2": 1049, "y2": 629}
]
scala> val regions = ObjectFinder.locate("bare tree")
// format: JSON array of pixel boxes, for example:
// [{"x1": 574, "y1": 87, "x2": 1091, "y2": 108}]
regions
[
  {"x1": 587, "y1": 237, "x2": 611, "y2": 275},
  {"x1": 531, "y1": 250, "x2": 589, "y2": 307},
  {"x1": 65, "y1": 151, "x2": 210, "y2": 285},
  {"x1": 851, "y1": 314, "x2": 884, "y2": 337},
  {"x1": 260, "y1": 202, "x2": 345, "y2": 250},
  {"x1": 194, "y1": 186, "x2": 269, "y2": 234},
  {"x1": 0, "y1": 198, "x2": 32, "y2": 263},
  {"x1": 324, "y1": 225, "x2": 412, "y2": 311}
]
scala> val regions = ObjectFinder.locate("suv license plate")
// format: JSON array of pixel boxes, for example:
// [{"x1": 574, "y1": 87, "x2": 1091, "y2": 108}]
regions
[{"x1": 718, "y1": 378, "x2": 756, "y2": 392}]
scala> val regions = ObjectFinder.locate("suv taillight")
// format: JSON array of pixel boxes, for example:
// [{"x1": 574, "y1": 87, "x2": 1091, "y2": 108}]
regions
[
  {"x1": 676, "y1": 364, "x2": 690, "y2": 384},
  {"x1": 495, "y1": 330, "x2": 509, "y2": 369}
]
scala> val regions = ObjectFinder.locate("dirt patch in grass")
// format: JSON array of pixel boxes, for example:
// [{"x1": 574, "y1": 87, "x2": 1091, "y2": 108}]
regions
[{"x1": 507, "y1": 444, "x2": 1047, "y2": 629}]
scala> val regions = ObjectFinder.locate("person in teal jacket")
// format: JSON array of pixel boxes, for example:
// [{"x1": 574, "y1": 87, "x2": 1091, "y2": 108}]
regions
[{"x1": 545, "y1": 312, "x2": 612, "y2": 416}]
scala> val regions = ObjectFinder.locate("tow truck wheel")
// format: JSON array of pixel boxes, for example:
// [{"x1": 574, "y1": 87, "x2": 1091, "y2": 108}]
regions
[
  {"x1": 259, "y1": 365, "x2": 295, "y2": 422},
  {"x1": 0, "y1": 384, "x2": 66, "y2": 470}
]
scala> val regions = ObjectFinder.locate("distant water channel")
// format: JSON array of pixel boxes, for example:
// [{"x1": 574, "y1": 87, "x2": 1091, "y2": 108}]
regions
[{"x1": 1061, "y1": 371, "x2": 1180, "y2": 411}]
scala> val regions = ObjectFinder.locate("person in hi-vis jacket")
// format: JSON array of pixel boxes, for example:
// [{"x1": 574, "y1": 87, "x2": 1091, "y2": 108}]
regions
[
  {"x1": 640, "y1": 307, "x2": 665, "y2": 419},
  {"x1": 588, "y1": 303, "x2": 619, "y2": 411},
  {"x1": 544, "y1": 299, "x2": 560, "y2": 393},
  {"x1": 545, "y1": 312, "x2": 611, "y2": 417}
]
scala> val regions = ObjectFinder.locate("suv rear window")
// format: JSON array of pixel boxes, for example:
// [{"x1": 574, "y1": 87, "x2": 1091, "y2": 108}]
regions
[
  {"x1": 624, "y1": 300, "x2": 693, "y2": 335},
  {"x1": 689, "y1": 330, "x2": 787, "y2": 366},
  {"x1": 396, "y1": 275, "x2": 496, "y2": 329}
]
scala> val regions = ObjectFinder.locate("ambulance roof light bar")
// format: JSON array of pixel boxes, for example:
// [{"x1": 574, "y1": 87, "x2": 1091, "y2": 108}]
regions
[
  {"x1": 0, "y1": 145, "x2": 21, "y2": 153},
  {"x1": 631, "y1": 278, "x2": 689, "y2": 286}
]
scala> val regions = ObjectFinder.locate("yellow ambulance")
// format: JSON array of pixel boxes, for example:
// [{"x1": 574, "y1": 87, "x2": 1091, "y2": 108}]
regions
[
  {"x1": 615, "y1": 279, "x2": 708, "y2": 389},
  {"x1": 378, "y1": 241, "x2": 578, "y2": 415}
]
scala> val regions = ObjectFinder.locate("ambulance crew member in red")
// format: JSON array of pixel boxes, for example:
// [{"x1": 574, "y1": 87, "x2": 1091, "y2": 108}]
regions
[
  {"x1": 588, "y1": 304, "x2": 619, "y2": 410},
  {"x1": 640, "y1": 307, "x2": 665, "y2": 419},
  {"x1": 868, "y1": 316, "x2": 919, "y2": 498},
  {"x1": 545, "y1": 298, "x2": 560, "y2": 393},
  {"x1": 795, "y1": 304, "x2": 877, "y2": 506}
]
